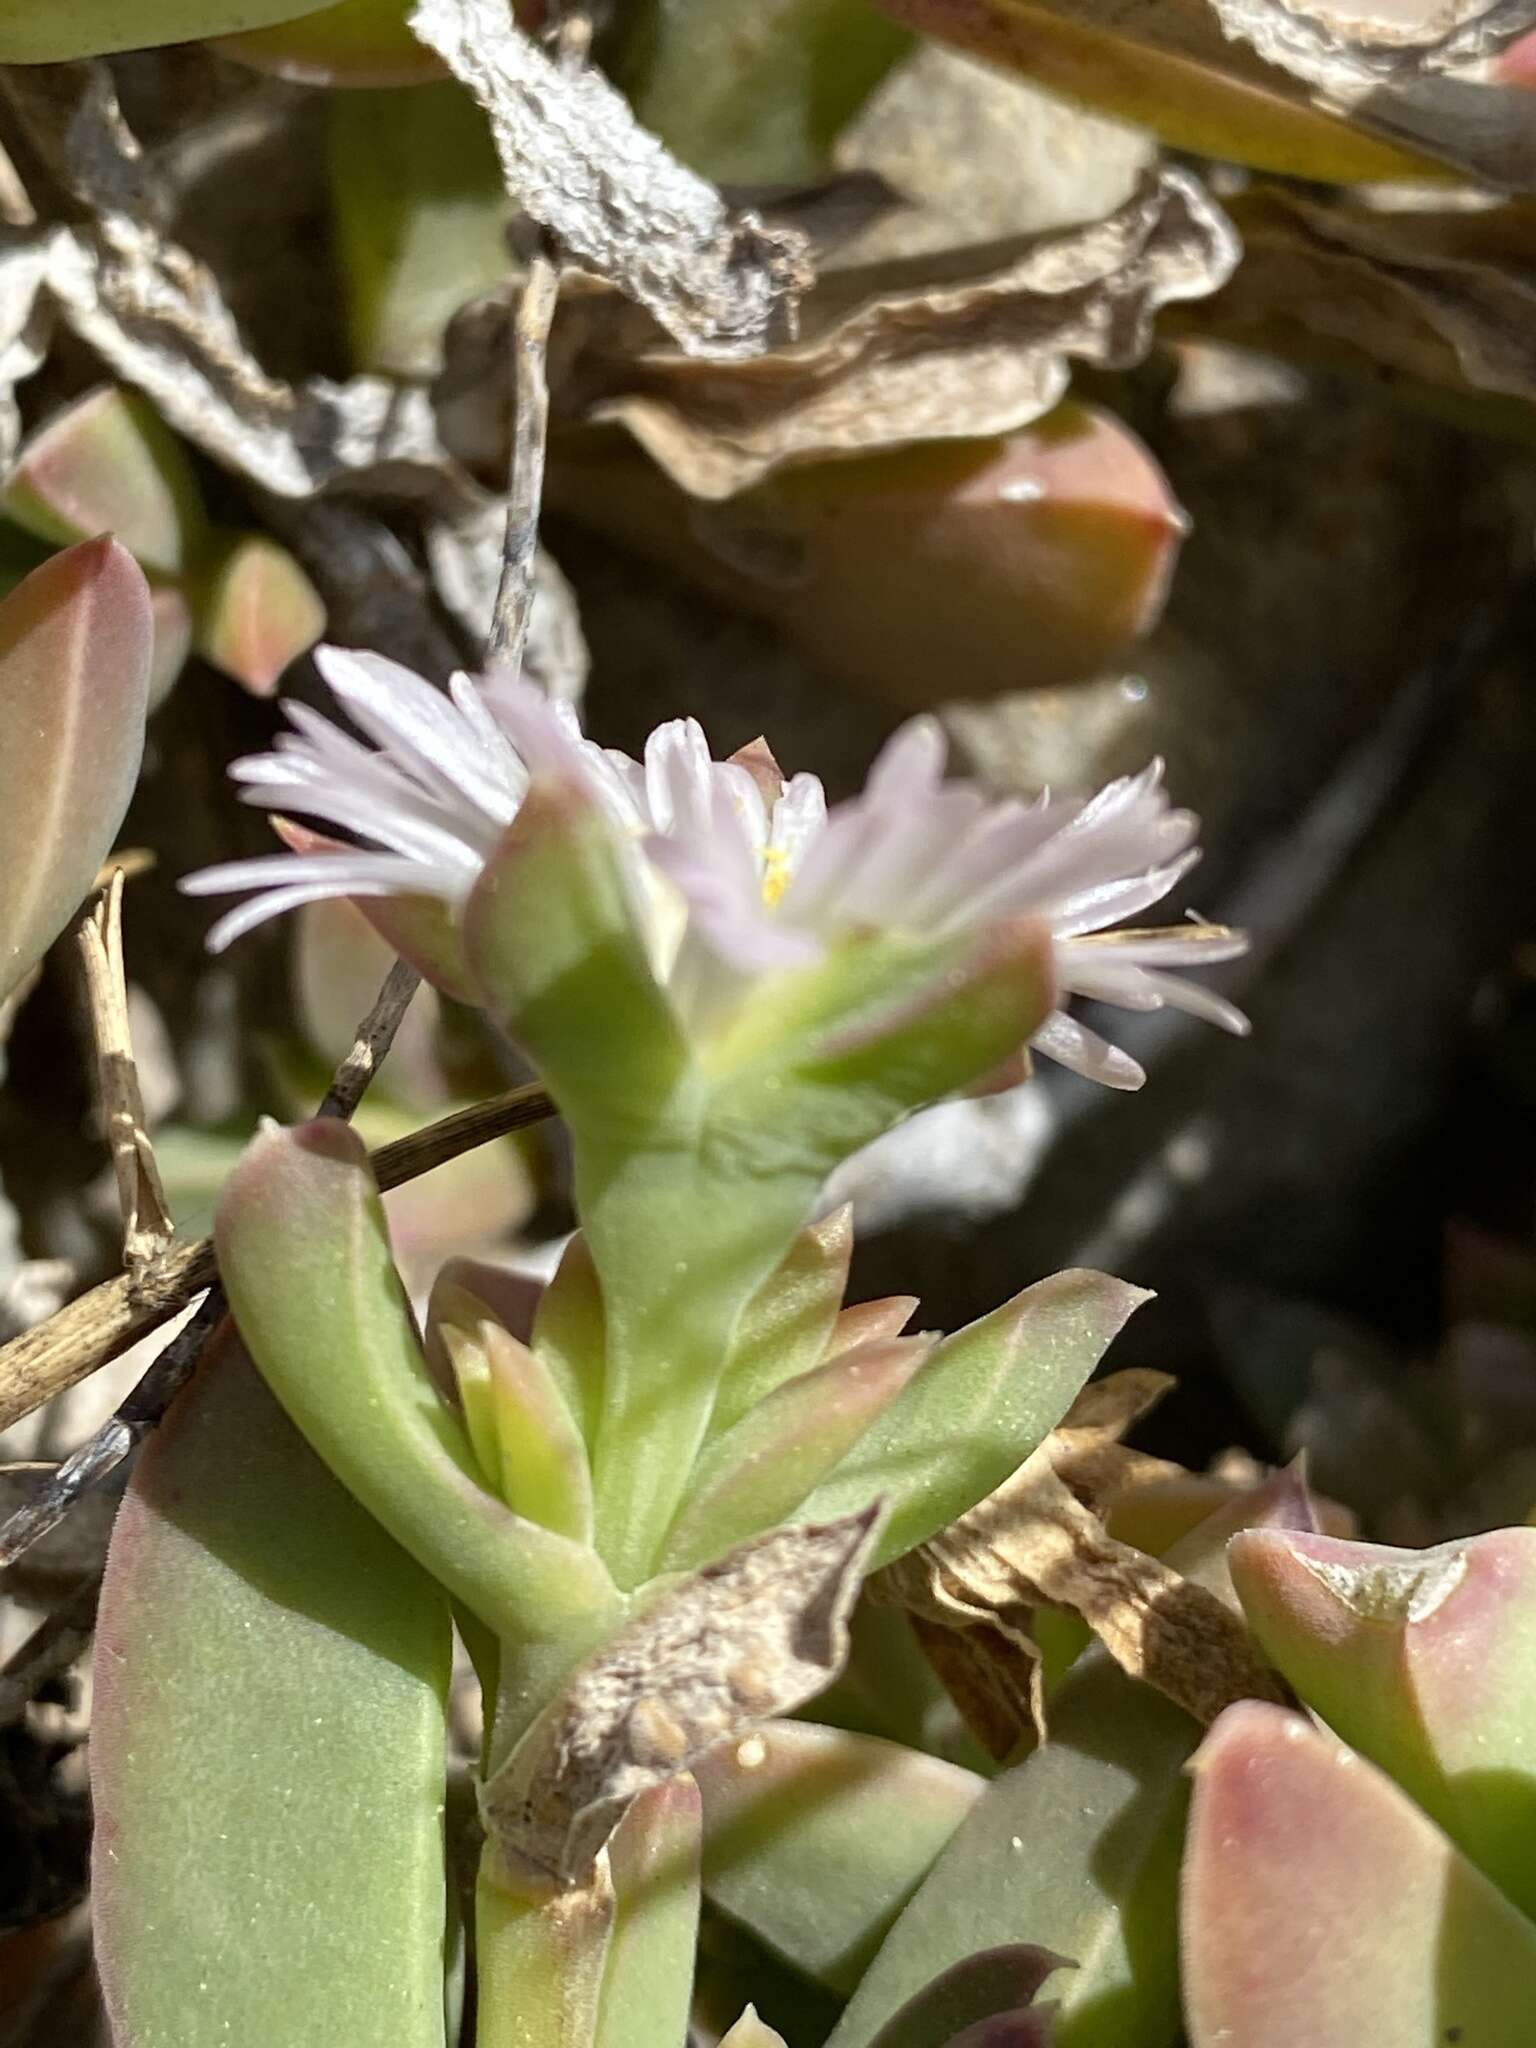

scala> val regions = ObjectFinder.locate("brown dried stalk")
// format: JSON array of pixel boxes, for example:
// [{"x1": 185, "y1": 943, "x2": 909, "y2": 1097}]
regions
[
  {"x1": 73, "y1": 870, "x2": 174, "y2": 1278},
  {"x1": 0, "y1": 1079, "x2": 555, "y2": 1451}
]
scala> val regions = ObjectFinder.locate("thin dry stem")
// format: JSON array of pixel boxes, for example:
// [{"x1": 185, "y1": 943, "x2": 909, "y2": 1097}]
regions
[
  {"x1": 0, "y1": 1081, "x2": 555, "y2": 1448},
  {"x1": 485, "y1": 10, "x2": 588, "y2": 677},
  {"x1": 74, "y1": 870, "x2": 174, "y2": 1277}
]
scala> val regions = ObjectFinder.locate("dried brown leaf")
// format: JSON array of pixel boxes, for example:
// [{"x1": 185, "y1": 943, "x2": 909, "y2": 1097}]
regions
[
  {"x1": 445, "y1": 168, "x2": 1235, "y2": 498},
  {"x1": 75, "y1": 872, "x2": 173, "y2": 1277},
  {"x1": 876, "y1": 1373, "x2": 1284, "y2": 1749},
  {"x1": 407, "y1": 0, "x2": 811, "y2": 362},
  {"x1": 0, "y1": 234, "x2": 53, "y2": 472},
  {"x1": 1201, "y1": 185, "x2": 1536, "y2": 427},
  {"x1": 481, "y1": 1505, "x2": 880, "y2": 1886},
  {"x1": 0, "y1": 65, "x2": 480, "y2": 510},
  {"x1": 1204, "y1": 0, "x2": 1536, "y2": 89},
  {"x1": 873, "y1": 0, "x2": 1536, "y2": 193}
]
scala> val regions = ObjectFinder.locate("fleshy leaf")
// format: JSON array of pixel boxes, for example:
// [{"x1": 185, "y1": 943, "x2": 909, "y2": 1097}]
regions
[
  {"x1": 1183, "y1": 1701, "x2": 1536, "y2": 2048},
  {"x1": 829, "y1": 1471, "x2": 1320, "y2": 2048},
  {"x1": 215, "y1": 1117, "x2": 617, "y2": 1640},
  {"x1": 719, "y1": 918, "x2": 1058, "y2": 1175},
  {"x1": 3, "y1": 386, "x2": 207, "y2": 579},
  {"x1": 192, "y1": 531, "x2": 325, "y2": 697},
  {"x1": 712, "y1": 1206, "x2": 854, "y2": 1434},
  {"x1": 1228, "y1": 1524, "x2": 1536, "y2": 1918},
  {"x1": 551, "y1": 411, "x2": 1187, "y2": 707},
  {"x1": 800, "y1": 1271, "x2": 1149, "y2": 1571},
  {"x1": 147, "y1": 582, "x2": 195, "y2": 709},
  {"x1": 92, "y1": 1331, "x2": 452, "y2": 2048},
  {"x1": 0, "y1": 538, "x2": 151, "y2": 1004},
  {"x1": 610, "y1": 0, "x2": 910, "y2": 184},
  {"x1": 696, "y1": 1719, "x2": 983, "y2": 1994},
  {"x1": 439, "y1": 1308, "x2": 593, "y2": 1543},
  {"x1": 0, "y1": 0, "x2": 339, "y2": 60},
  {"x1": 215, "y1": 0, "x2": 447, "y2": 84},
  {"x1": 866, "y1": 1946, "x2": 1068, "y2": 2048},
  {"x1": 463, "y1": 780, "x2": 690, "y2": 1135},
  {"x1": 531, "y1": 1232, "x2": 606, "y2": 1446},
  {"x1": 661, "y1": 1337, "x2": 929, "y2": 1572},
  {"x1": 328, "y1": 81, "x2": 511, "y2": 374},
  {"x1": 594, "y1": 1777, "x2": 703, "y2": 2048}
]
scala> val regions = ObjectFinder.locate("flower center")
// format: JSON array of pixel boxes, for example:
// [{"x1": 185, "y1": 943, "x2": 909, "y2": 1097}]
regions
[{"x1": 760, "y1": 844, "x2": 793, "y2": 909}]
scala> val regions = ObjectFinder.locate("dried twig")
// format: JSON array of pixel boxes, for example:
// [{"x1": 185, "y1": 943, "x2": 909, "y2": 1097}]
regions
[
  {"x1": 0, "y1": 1080, "x2": 556, "y2": 1448},
  {"x1": 0, "y1": 1571, "x2": 100, "y2": 1724},
  {"x1": 487, "y1": 9, "x2": 587, "y2": 679},
  {"x1": 488, "y1": 243, "x2": 560, "y2": 678},
  {"x1": 73, "y1": 871, "x2": 174, "y2": 1278},
  {"x1": 0, "y1": 967, "x2": 423, "y2": 1572},
  {"x1": 316, "y1": 956, "x2": 423, "y2": 1120},
  {"x1": 0, "y1": 960, "x2": 442, "y2": 1711},
  {"x1": 407, "y1": 0, "x2": 810, "y2": 360}
]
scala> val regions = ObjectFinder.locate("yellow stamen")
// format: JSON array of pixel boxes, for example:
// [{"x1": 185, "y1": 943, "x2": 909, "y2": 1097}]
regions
[{"x1": 761, "y1": 845, "x2": 792, "y2": 908}]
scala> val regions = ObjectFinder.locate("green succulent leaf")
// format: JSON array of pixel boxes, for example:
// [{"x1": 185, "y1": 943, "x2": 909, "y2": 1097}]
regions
[
  {"x1": 714, "y1": 921, "x2": 1057, "y2": 1176},
  {"x1": 191, "y1": 530, "x2": 325, "y2": 697},
  {"x1": 475, "y1": 1860, "x2": 613, "y2": 2048},
  {"x1": 660, "y1": 1337, "x2": 926, "y2": 1572},
  {"x1": 529, "y1": 1232, "x2": 607, "y2": 1447},
  {"x1": 1229, "y1": 1524, "x2": 1536, "y2": 1921},
  {"x1": 91, "y1": 1331, "x2": 452, "y2": 2048},
  {"x1": 712, "y1": 1206, "x2": 854, "y2": 1434},
  {"x1": 214, "y1": 0, "x2": 444, "y2": 86},
  {"x1": 0, "y1": 538, "x2": 150, "y2": 1003},
  {"x1": 0, "y1": 0, "x2": 338, "y2": 61},
  {"x1": 329, "y1": 81, "x2": 510, "y2": 377},
  {"x1": 463, "y1": 779, "x2": 691, "y2": 1136},
  {"x1": 438, "y1": 1305, "x2": 594, "y2": 1543},
  {"x1": 800, "y1": 1269, "x2": 1148, "y2": 1572},
  {"x1": 610, "y1": 0, "x2": 911, "y2": 184},
  {"x1": 696, "y1": 1720, "x2": 983, "y2": 1995},
  {"x1": 3, "y1": 387, "x2": 207, "y2": 578},
  {"x1": 595, "y1": 1778, "x2": 704, "y2": 2048},
  {"x1": 828, "y1": 1471, "x2": 1321, "y2": 2048},
  {"x1": 1183, "y1": 1701, "x2": 1536, "y2": 2048},
  {"x1": 215, "y1": 1116, "x2": 618, "y2": 1640}
]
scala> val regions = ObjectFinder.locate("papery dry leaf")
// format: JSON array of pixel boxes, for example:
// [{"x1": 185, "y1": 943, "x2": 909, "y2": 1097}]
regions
[
  {"x1": 0, "y1": 65, "x2": 478, "y2": 508},
  {"x1": 0, "y1": 64, "x2": 566, "y2": 679},
  {"x1": 1200, "y1": 184, "x2": 1536, "y2": 428},
  {"x1": 481, "y1": 1505, "x2": 879, "y2": 1885},
  {"x1": 407, "y1": 0, "x2": 811, "y2": 362},
  {"x1": 872, "y1": 0, "x2": 1536, "y2": 193},
  {"x1": 446, "y1": 168, "x2": 1236, "y2": 499},
  {"x1": 875, "y1": 1373, "x2": 1284, "y2": 1750},
  {"x1": 75, "y1": 872, "x2": 174, "y2": 1277},
  {"x1": 0, "y1": 235, "x2": 53, "y2": 472},
  {"x1": 1205, "y1": 0, "x2": 1536, "y2": 88}
]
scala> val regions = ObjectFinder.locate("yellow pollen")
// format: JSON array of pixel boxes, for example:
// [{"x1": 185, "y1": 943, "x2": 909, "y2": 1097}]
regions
[{"x1": 761, "y1": 845, "x2": 792, "y2": 908}]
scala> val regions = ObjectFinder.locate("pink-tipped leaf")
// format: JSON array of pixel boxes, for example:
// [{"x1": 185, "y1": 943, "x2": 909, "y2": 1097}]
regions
[{"x1": 0, "y1": 538, "x2": 150, "y2": 1002}]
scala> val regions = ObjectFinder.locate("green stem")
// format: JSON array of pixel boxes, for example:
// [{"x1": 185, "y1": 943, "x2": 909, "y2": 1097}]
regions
[
  {"x1": 577, "y1": 1134, "x2": 816, "y2": 1588},
  {"x1": 475, "y1": 1855, "x2": 611, "y2": 2048}
]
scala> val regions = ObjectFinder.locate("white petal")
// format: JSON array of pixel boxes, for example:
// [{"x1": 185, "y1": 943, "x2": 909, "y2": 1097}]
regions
[
  {"x1": 1030, "y1": 1010, "x2": 1145, "y2": 1089},
  {"x1": 865, "y1": 717, "x2": 946, "y2": 808}
]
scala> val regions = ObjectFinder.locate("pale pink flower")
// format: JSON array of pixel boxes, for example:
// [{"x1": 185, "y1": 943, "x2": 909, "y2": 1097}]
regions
[{"x1": 183, "y1": 649, "x2": 1247, "y2": 1088}]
